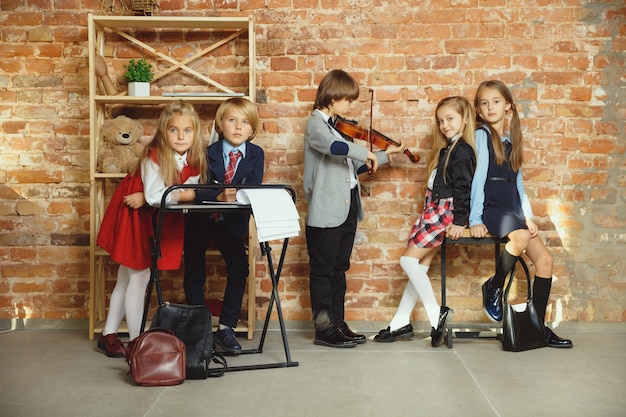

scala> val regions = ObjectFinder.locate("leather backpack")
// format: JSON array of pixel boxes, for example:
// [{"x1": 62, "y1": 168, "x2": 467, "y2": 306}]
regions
[{"x1": 127, "y1": 328, "x2": 186, "y2": 386}]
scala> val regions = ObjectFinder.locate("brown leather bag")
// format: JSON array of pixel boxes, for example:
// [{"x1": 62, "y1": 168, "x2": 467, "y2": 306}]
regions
[{"x1": 127, "y1": 328, "x2": 186, "y2": 386}]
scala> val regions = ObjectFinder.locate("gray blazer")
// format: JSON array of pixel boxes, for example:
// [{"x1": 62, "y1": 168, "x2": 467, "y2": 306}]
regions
[{"x1": 303, "y1": 110, "x2": 389, "y2": 228}]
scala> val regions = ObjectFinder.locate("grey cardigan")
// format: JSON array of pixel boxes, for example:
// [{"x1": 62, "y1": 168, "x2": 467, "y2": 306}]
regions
[{"x1": 303, "y1": 109, "x2": 389, "y2": 228}]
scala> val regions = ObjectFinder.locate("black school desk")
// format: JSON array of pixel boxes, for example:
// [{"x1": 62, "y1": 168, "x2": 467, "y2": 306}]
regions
[{"x1": 141, "y1": 183, "x2": 299, "y2": 371}]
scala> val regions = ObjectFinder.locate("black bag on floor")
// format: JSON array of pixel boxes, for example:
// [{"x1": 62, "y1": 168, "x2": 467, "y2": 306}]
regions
[
  {"x1": 151, "y1": 302, "x2": 227, "y2": 379},
  {"x1": 501, "y1": 260, "x2": 547, "y2": 352}
]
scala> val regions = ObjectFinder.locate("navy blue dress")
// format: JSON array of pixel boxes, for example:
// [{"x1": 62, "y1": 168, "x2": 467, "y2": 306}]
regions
[{"x1": 483, "y1": 136, "x2": 527, "y2": 238}]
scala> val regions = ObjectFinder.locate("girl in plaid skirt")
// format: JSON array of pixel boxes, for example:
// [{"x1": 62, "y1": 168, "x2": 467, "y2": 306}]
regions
[{"x1": 374, "y1": 96, "x2": 476, "y2": 347}]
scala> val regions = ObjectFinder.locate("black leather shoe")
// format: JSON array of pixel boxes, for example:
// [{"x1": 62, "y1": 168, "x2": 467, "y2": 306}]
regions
[
  {"x1": 431, "y1": 306, "x2": 454, "y2": 347},
  {"x1": 339, "y1": 322, "x2": 366, "y2": 344},
  {"x1": 214, "y1": 327, "x2": 242, "y2": 354},
  {"x1": 482, "y1": 278, "x2": 503, "y2": 322},
  {"x1": 544, "y1": 327, "x2": 573, "y2": 348},
  {"x1": 314, "y1": 326, "x2": 357, "y2": 348},
  {"x1": 373, "y1": 323, "x2": 414, "y2": 343}
]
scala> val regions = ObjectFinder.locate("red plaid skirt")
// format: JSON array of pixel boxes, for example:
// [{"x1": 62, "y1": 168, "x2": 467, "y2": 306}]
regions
[{"x1": 407, "y1": 189, "x2": 454, "y2": 248}]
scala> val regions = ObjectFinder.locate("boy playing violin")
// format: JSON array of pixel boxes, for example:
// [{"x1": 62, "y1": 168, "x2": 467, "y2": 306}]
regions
[{"x1": 303, "y1": 69, "x2": 405, "y2": 348}]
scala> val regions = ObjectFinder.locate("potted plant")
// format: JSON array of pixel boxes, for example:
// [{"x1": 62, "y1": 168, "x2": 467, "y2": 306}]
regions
[{"x1": 123, "y1": 57, "x2": 154, "y2": 96}]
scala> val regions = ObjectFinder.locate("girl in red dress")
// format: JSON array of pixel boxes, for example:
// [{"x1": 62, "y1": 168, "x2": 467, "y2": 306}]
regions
[{"x1": 96, "y1": 101, "x2": 207, "y2": 357}]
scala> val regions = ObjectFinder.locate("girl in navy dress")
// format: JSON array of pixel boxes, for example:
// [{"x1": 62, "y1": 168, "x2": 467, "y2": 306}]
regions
[
  {"x1": 469, "y1": 80, "x2": 572, "y2": 348},
  {"x1": 374, "y1": 96, "x2": 476, "y2": 347},
  {"x1": 96, "y1": 101, "x2": 207, "y2": 357}
]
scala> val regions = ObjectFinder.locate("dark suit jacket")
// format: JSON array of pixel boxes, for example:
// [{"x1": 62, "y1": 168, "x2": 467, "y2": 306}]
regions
[{"x1": 193, "y1": 139, "x2": 265, "y2": 238}]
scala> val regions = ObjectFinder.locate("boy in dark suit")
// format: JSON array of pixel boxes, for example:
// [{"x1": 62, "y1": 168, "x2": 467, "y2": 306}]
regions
[{"x1": 184, "y1": 98, "x2": 264, "y2": 354}]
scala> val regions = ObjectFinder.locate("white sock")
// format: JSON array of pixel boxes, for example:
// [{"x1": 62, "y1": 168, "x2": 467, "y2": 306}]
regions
[
  {"x1": 124, "y1": 267, "x2": 151, "y2": 341},
  {"x1": 388, "y1": 262, "x2": 432, "y2": 331},
  {"x1": 399, "y1": 256, "x2": 440, "y2": 328},
  {"x1": 389, "y1": 281, "x2": 418, "y2": 331},
  {"x1": 103, "y1": 265, "x2": 130, "y2": 336}
]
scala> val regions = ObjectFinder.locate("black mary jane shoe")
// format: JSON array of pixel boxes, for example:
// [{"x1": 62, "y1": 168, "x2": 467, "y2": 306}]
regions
[
  {"x1": 373, "y1": 323, "x2": 414, "y2": 343},
  {"x1": 339, "y1": 322, "x2": 367, "y2": 344},
  {"x1": 430, "y1": 306, "x2": 455, "y2": 347},
  {"x1": 544, "y1": 327, "x2": 573, "y2": 348}
]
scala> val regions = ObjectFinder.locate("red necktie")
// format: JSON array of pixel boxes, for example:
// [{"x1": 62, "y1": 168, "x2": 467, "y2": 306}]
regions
[
  {"x1": 224, "y1": 150, "x2": 241, "y2": 185},
  {"x1": 213, "y1": 150, "x2": 241, "y2": 222}
]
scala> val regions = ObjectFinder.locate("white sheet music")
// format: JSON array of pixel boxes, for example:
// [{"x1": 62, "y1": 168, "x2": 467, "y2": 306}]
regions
[{"x1": 236, "y1": 188, "x2": 300, "y2": 242}]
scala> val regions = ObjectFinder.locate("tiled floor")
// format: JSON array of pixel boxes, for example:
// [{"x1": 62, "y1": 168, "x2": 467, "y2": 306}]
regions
[{"x1": 1, "y1": 324, "x2": 625, "y2": 417}]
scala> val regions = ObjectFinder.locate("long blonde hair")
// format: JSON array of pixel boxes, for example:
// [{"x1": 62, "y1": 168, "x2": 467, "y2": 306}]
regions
[
  {"x1": 424, "y1": 96, "x2": 476, "y2": 191},
  {"x1": 474, "y1": 80, "x2": 523, "y2": 172},
  {"x1": 133, "y1": 100, "x2": 207, "y2": 184}
]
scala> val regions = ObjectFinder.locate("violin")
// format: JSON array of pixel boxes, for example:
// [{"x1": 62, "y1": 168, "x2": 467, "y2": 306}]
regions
[{"x1": 332, "y1": 116, "x2": 420, "y2": 164}]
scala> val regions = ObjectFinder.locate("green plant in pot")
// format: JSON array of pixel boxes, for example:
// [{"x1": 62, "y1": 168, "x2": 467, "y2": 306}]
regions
[{"x1": 123, "y1": 57, "x2": 154, "y2": 96}]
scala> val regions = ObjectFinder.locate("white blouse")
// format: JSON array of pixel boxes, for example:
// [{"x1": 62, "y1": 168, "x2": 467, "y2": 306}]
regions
[{"x1": 141, "y1": 152, "x2": 201, "y2": 206}]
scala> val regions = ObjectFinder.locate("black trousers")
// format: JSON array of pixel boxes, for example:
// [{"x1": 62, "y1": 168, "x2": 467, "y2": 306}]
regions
[
  {"x1": 306, "y1": 188, "x2": 359, "y2": 327},
  {"x1": 183, "y1": 213, "x2": 248, "y2": 328}
]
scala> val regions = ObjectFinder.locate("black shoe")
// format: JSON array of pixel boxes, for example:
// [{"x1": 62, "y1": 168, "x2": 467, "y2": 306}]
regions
[
  {"x1": 214, "y1": 327, "x2": 242, "y2": 354},
  {"x1": 431, "y1": 306, "x2": 454, "y2": 347},
  {"x1": 314, "y1": 326, "x2": 358, "y2": 348},
  {"x1": 482, "y1": 278, "x2": 503, "y2": 322},
  {"x1": 373, "y1": 323, "x2": 414, "y2": 343},
  {"x1": 339, "y1": 322, "x2": 366, "y2": 344},
  {"x1": 544, "y1": 327, "x2": 573, "y2": 348}
]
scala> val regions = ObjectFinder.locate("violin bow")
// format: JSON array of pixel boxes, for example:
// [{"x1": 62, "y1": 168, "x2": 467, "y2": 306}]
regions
[
  {"x1": 368, "y1": 88, "x2": 374, "y2": 153},
  {"x1": 368, "y1": 88, "x2": 374, "y2": 177}
]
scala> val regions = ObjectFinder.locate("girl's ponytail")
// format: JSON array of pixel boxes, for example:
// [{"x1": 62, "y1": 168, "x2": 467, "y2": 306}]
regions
[{"x1": 508, "y1": 103, "x2": 523, "y2": 172}]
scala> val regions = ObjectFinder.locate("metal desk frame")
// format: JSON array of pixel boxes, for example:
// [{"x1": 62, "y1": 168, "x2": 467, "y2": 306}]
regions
[{"x1": 141, "y1": 184, "x2": 299, "y2": 371}]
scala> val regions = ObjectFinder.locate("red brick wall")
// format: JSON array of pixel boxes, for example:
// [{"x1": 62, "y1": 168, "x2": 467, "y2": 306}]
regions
[{"x1": 1, "y1": 1, "x2": 624, "y2": 326}]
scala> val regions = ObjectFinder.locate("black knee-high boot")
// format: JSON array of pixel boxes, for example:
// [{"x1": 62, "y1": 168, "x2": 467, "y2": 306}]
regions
[
  {"x1": 491, "y1": 248, "x2": 519, "y2": 289},
  {"x1": 532, "y1": 276, "x2": 552, "y2": 322}
]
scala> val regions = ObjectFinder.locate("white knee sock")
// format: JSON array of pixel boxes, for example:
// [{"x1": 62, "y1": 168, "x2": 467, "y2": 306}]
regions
[
  {"x1": 389, "y1": 261, "x2": 431, "y2": 331},
  {"x1": 103, "y1": 265, "x2": 130, "y2": 336},
  {"x1": 399, "y1": 256, "x2": 440, "y2": 328},
  {"x1": 124, "y1": 267, "x2": 151, "y2": 341}
]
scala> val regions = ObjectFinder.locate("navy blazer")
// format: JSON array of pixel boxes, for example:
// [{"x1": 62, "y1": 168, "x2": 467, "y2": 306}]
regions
[{"x1": 193, "y1": 138, "x2": 265, "y2": 238}]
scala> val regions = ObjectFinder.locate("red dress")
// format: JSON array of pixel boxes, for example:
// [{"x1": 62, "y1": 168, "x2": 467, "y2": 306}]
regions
[{"x1": 97, "y1": 157, "x2": 200, "y2": 271}]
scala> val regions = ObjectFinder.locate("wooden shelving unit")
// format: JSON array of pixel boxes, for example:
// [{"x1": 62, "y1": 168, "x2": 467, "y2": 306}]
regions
[{"x1": 87, "y1": 13, "x2": 257, "y2": 340}]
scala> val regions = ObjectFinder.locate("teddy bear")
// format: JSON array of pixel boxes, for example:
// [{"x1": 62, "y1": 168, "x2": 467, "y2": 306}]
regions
[{"x1": 97, "y1": 115, "x2": 145, "y2": 173}]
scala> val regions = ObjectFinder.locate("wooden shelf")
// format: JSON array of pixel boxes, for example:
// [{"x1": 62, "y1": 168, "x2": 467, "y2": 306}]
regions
[
  {"x1": 87, "y1": 13, "x2": 257, "y2": 341},
  {"x1": 94, "y1": 95, "x2": 251, "y2": 105},
  {"x1": 91, "y1": 15, "x2": 252, "y2": 30}
]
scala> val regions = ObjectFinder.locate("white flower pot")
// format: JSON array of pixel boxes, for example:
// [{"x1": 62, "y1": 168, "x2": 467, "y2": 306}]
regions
[{"x1": 128, "y1": 82, "x2": 150, "y2": 96}]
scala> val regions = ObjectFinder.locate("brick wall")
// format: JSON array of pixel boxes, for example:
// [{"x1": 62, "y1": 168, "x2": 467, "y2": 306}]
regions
[{"x1": 0, "y1": 1, "x2": 624, "y2": 327}]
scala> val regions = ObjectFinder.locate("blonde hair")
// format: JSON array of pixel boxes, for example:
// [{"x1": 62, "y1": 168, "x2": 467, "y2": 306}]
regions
[
  {"x1": 134, "y1": 100, "x2": 207, "y2": 184},
  {"x1": 424, "y1": 96, "x2": 476, "y2": 191},
  {"x1": 313, "y1": 69, "x2": 360, "y2": 110},
  {"x1": 474, "y1": 80, "x2": 523, "y2": 172},
  {"x1": 214, "y1": 97, "x2": 260, "y2": 141}
]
